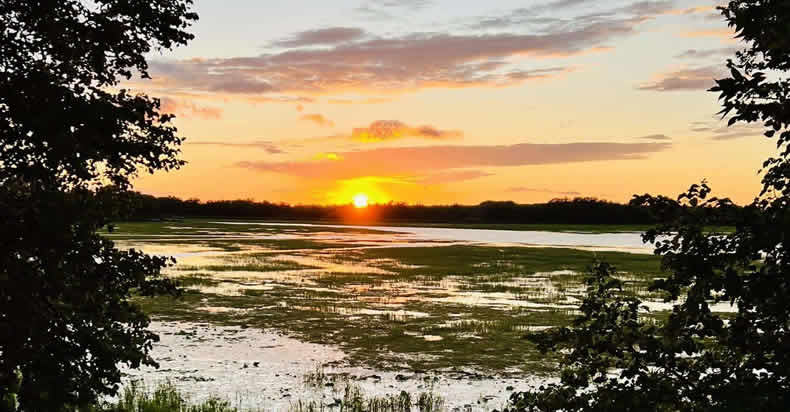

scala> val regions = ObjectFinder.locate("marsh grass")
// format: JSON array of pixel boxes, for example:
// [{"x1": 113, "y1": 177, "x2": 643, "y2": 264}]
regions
[
  {"x1": 85, "y1": 380, "x2": 445, "y2": 412},
  {"x1": 118, "y1": 220, "x2": 670, "y2": 373},
  {"x1": 288, "y1": 383, "x2": 444, "y2": 412},
  {"x1": 177, "y1": 274, "x2": 222, "y2": 288},
  {"x1": 88, "y1": 381, "x2": 244, "y2": 412}
]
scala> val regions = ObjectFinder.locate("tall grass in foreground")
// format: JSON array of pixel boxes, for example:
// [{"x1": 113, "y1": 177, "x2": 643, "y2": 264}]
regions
[
  {"x1": 88, "y1": 381, "x2": 446, "y2": 412},
  {"x1": 288, "y1": 383, "x2": 444, "y2": 412},
  {"x1": 90, "y1": 382, "x2": 241, "y2": 412}
]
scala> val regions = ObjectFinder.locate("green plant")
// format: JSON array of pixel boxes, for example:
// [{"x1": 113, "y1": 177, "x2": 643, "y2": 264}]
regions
[
  {"x1": 0, "y1": 1, "x2": 197, "y2": 410},
  {"x1": 507, "y1": 1, "x2": 790, "y2": 410},
  {"x1": 85, "y1": 381, "x2": 240, "y2": 412}
]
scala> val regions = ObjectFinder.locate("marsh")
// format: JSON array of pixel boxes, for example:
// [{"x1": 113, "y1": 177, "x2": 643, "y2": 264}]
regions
[{"x1": 102, "y1": 220, "x2": 721, "y2": 410}]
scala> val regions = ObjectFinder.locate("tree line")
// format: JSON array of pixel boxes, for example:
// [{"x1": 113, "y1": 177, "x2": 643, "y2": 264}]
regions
[{"x1": 121, "y1": 192, "x2": 742, "y2": 226}]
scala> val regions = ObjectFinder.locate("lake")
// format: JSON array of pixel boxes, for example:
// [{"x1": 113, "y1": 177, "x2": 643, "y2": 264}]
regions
[{"x1": 106, "y1": 220, "x2": 702, "y2": 411}]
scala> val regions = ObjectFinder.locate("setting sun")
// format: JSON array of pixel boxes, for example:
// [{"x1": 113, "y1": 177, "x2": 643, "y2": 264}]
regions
[{"x1": 352, "y1": 193, "x2": 369, "y2": 208}]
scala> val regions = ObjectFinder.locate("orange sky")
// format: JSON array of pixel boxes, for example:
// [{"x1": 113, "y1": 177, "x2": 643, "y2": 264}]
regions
[{"x1": 130, "y1": 0, "x2": 771, "y2": 205}]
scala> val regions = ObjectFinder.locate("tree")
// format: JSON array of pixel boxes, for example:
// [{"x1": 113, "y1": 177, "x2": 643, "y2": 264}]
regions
[
  {"x1": 0, "y1": 1, "x2": 197, "y2": 410},
  {"x1": 507, "y1": 1, "x2": 790, "y2": 410}
]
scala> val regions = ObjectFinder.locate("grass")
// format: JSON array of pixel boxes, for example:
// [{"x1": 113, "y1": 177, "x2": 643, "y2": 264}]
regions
[
  {"x1": 288, "y1": 384, "x2": 444, "y2": 412},
  {"x1": 86, "y1": 382, "x2": 241, "y2": 412},
  {"x1": 84, "y1": 381, "x2": 446, "y2": 412},
  {"x1": 132, "y1": 246, "x2": 665, "y2": 373},
  {"x1": 344, "y1": 245, "x2": 663, "y2": 280}
]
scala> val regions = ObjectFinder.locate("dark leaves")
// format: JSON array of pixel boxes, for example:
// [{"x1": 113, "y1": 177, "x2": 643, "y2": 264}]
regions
[
  {"x1": 508, "y1": 1, "x2": 790, "y2": 410},
  {"x1": 0, "y1": 1, "x2": 196, "y2": 410}
]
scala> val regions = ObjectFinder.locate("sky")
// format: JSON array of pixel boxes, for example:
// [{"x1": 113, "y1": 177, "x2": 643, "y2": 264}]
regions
[{"x1": 129, "y1": 0, "x2": 771, "y2": 206}]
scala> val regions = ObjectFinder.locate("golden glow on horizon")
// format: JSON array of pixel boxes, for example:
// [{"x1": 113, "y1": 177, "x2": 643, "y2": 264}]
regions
[
  {"x1": 353, "y1": 193, "x2": 369, "y2": 208},
  {"x1": 126, "y1": 5, "x2": 768, "y2": 207},
  {"x1": 326, "y1": 177, "x2": 391, "y2": 205}
]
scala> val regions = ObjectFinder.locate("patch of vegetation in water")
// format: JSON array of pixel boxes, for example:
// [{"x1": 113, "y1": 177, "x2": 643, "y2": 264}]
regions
[
  {"x1": 135, "y1": 285, "x2": 573, "y2": 374},
  {"x1": 340, "y1": 245, "x2": 663, "y2": 280},
  {"x1": 85, "y1": 380, "x2": 446, "y2": 412},
  {"x1": 101, "y1": 219, "x2": 402, "y2": 237},
  {"x1": 124, "y1": 222, "x2": 668, "y2": 375},
  {"x1": 176, "y1": 274, "x2": 222, "y2": 288}
]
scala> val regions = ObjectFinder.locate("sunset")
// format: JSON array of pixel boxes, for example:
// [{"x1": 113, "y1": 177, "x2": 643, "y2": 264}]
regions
[
  {"x1": 125, "y1": 0, "x2": 769, "y2": 206},
  {"x1": 4, "y1": 1, "x2": 790, "y2": 411},
  {"x1": 353, "y1": 193, "x2": 369, "y2": 208}
]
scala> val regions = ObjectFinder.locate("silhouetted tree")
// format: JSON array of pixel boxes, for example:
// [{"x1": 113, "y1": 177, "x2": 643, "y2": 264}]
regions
[
  {"x1": 120, "y1": 192, "x2": 664, "y2": 225},
  {"x1": 0, "y1": 1, "x2": 197, "y2": 410},
  {"x1": 507, "y1": 1, "x2": 790, "y2": 410}
]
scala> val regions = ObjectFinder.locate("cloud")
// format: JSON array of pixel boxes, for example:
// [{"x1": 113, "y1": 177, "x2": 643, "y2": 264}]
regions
[
  {"x1": 189, "y1": 140, "x2": 285, "y2": 154},
  {"x1": 473, "y1": 0, "x2": 675, "y2": 30},
  {"x1": 236, "y1": 141, "x2": 671, "y2": 180},
  {"x1": 160, "y1": 97, "x2": 222, "y2": 119},
  {"x1": 367, "y1": 0, "x2": 433, "y2": 7},
  {"x1": 413, "y1": 170, "x2": 493, "y2": 184},
  {"x1": 351, "y1": 120, "x2": 462, "y2": 142},
  {"x1": 680, "y1": 29, "x2": 735, "y2": 42},
  {"x1": 637, "y1": 134, "x2": 672, "y2": 141},
  {"x1": 148, "y1": 11, "x2": 653, "y2": 97},
  {"x1": 709, "y1": 131, "x2": 761, "y2": 141},
  {"x1": 300, "y1": 114, "x2": 335, "y2": 127},
  {"x1": 638, "y1": 66, "x2": 724, "y2": 91},
  {"x1": 676, "y1": 47, "x2": 739, "y2": 59},
  {"x1": 247, "y1": 95, "x2": 314, "y2": 104},
  {"x1": 665, "y1": 5, "x2": 716, "y2": 15},
  {"x1": 270, "y1": 27, "x2": 366, "y2": 47},
  {"x1": 356, "y1": 0, "x2": 434, "y2": 19},
  {"x1": 328, "y1": 97, "x2": 391, "y2": 104},
  {"x1": 689, "y1": 119, "x2": 765, "y2": 141},
  {"x1": 506, "y1": 187, "x2": 582, "y2": 196}
]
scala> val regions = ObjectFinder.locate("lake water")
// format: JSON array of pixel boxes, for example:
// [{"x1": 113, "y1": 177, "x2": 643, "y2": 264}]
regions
[
  {"x1": 112, "y1": 221, "x2": 672, "y2": 411},
  {"x1": 211, "y1": 221, "x2": 654, "y2": 253}
]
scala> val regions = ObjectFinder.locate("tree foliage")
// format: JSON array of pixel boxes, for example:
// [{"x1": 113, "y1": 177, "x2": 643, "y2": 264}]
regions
[
  {"x1": 507, "y1": 1, "x2": 790, "y2": 410},
  {"x1": 0, "y1": 1, "x2": 197, "y2": 410},
  {"x1": 117, "y1": 192, "x2": 679, "y2": 226}
]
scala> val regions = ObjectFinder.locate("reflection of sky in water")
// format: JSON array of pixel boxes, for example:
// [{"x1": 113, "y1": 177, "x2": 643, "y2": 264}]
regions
[
  {"x1": 121, "y1": 322, "x2": 552, "y2": 412},
  {"x1": 211, "y1": 221, "x2": 655, "y2": 254},
  {"x1": 111, "y1": 223, "x2": 734, "y2": 409}
]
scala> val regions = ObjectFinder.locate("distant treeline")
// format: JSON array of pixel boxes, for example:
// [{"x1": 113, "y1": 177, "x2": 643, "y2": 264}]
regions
[{"x1": 120, "y1": 192, "x2": 741, "y2": 225}]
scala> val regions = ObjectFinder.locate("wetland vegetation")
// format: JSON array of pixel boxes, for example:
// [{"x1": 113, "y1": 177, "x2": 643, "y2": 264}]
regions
[
  {"x1": 5, "y1": 0, "x2": 786, "y2": 410},
  {"x1": 89, "y1": 219, "x2": 714, "y2": 410},
  {"x1": 110, "y1": 220, "x2": 673, "y2": 373}
]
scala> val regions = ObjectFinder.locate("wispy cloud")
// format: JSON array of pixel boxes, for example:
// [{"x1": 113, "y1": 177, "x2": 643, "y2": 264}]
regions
[
  {"x1": 236, "y1": 141, "x2": 671, "y2": 180},
  {"x1": 327, "y1": 97, "x2": 391, "y2": 104},
  {"x1": 638, "y1": 66, "x2": 723, "y2": 91},
  {"x1": 351, "y1": 120, "x2": 462, "y2": 142},
  {"x1": 680, "y1": 28, "x2": 735, "y2": 42},
  {"x1": 506, "y1": 187, "x2": 582, "y2": 196},
  {"x1": 637, "y1": 134, "x2": 672, "y2": 141},
  {"x1": 148, "y1": 10, "x2": 654, "y2": 97},
  {"x1": 300, "y1": 114, "x2": 335, "y2": 127},
  {"x1": 676, "y1": 47, "x2": 739, "y2": 59},
  {"x1": 270, "y1": 27, "x2": 367, "y2": 48},
  {"x1": 160, "y1": 97, "x2": 222, "y2": 120},
  {"x1": 356, "y1": 0, "x2": 434, "y2": 19},
  {"x1": 690, "y1": 119, "x2": 765, "y2": 141},
  {"x1": 414, "y1": 170, "x2": 493, "y2": 184},
  {"x1": 189, "y1": 140, "x2": 285, "y2": 154},
  {"x1": 666, "y1": 5, "x2": 716, "y2": 15},
  {"x1": 473, "y1": 0, "x2": 676, "y2": 30},
  {"x1": 247, "y1": 95, "x2": 315, "y2": 104}
]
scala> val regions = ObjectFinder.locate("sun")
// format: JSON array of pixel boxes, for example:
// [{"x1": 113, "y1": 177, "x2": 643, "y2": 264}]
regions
[{"x1": 352, "y1": 193, "x2": 369, "y2": 208}]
